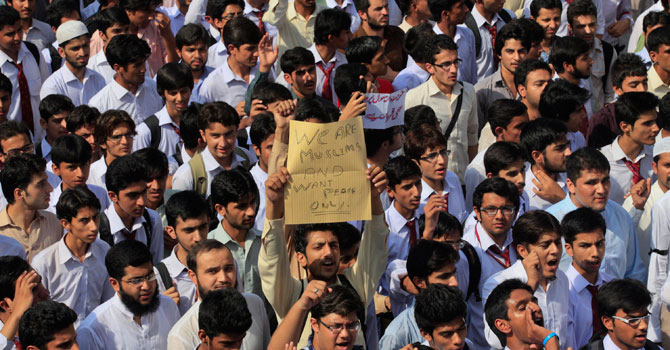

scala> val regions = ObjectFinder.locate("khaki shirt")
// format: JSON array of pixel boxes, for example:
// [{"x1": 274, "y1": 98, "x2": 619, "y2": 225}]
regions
[
  {"x1": 0, "y1": 206, "x2": 63, "y2": 262},
  {"x1": 648, "y1": 64, "x2": 670, "y2": 99}
]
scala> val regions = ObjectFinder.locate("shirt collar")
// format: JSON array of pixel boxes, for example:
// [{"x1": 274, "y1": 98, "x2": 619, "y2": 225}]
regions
[
  {"x1": 244, "y1": 0, "x2": 268, "y2": 14},
  {"x1": 471, "y1": 6, "x2": 502, "y2": 27},
  {"x1": 57, "y1": 234, "x2": 94, "y2": 264},
  {"x1": 210, "y1": 222, "x2": 262, "y2": 246},
  {"x1": 215, "y1": 40, "x2": 228, "y2": 54},
  {"x1": 387, "y1": 202, "x2": 418, "y2": 231},
  {"x1": 308, "y1": 44, "x2": 341, "y2": 66},
  {"x1": 41, "y1": 140, "x2": 52, "y2": 158},
  {"x1": 220, "y1": 61, "x2": 259, "y2": 84},
  {"x1": 105, "y1": 205, "x2": 146, "y2": 234},
  {"x1": 649, "y1": 65, "x2": 669, "y2": 90},
  {"x1": 201, "y1": 147, "x2": 245, "y2": 172},
  {"x1": 163, "y1": 247, "x2": 188, "y2": 278},
  {"x1": 0, "y1": 43, "x2": 30, "y2": 66},
  {"x1": 474, "y1": 222, "x2": 513, "y2": 251},
  {"x1": 112, "y1": 292, "x2": 137, "y2": 320},
  {"x1": 567, "y1": 264, "x2": 607, "y2": 293},
  {"x1": 287, "y1": 0, "x2": 326, "y2": 21},
  {"x1": 110, "y1": 79, "x2": 137, "y2": 100},
  {"x1": 427, "y1": 77, "x2": 463, "y2": 98},
  {"x1": 491, "y1": 68, "x2": 505, "y2": 87},
  {"x1": 0, "y1": 206, "x2": 44, "y2": 228},
  {"x1": 420, "y1": 178, "x2": 447, "y2": 202},
  {"x1": 325, "y1": 0, "x2": 353, "y2": 9},
  {"x1": 156, "y1": 106, "x2": 177, "y2": 127},
  {"x1": 610, "y1": 136, "x2": 652, "y2": 163}
]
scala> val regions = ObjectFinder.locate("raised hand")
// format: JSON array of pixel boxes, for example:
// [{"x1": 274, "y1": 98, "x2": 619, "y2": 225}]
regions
[
  {"x1": 423, "y1": 194, "x2": 448, "y2": 240},
  {"x1": 258, "y1": 33, "x2": 278, "y2": 73},
  {"x1": 532, "y1": 167, "x2": 566, "y2": 204},
  {"x1": 339, "y1": 91, "x2": 367, "y2": 121}
]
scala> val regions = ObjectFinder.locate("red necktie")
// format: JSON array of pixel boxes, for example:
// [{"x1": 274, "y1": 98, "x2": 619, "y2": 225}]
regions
[
  {"x1": 586, "y1": 284, "x2": 602, "y2": 335},
  {"x1": 122, "y1": 228, "x2": 136, "y2": 241},
  {"x1": 489, "y1": 245, "x2": 511, "y2": 268},
  {"x1": 317, "y1": 62, "x2": 335, "y2": 102},
  {"x1": 256, "y1": 10, "x2": 266, "y2": 36},
  {"x1": 484, "y1": 23, "x2": 498, "y2": 66},
  {"x1": 10, "y1": 61, "x2": 34, "y2": 134},
  {"x1": 406, "y1": 218, "x2": 418, "y2": 249},
  {"x1": 14, "y1": 338, "x2": 22, "y2": 350},
  {"x1": 623, "y1": 159, "x2": 643, "y2": 184},
  {"x1": 171, "y1": 124, "x2": 181, "y2": 139}
]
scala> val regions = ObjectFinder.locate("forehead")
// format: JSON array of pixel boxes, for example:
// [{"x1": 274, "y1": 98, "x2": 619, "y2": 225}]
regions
[
  {"x1": 481, "y1": 192, "x2": 512, "y2": 206},
  {"x1": 63, "y1": 35, "x2": 90, "y2": 48},
  {"x1": 434, "y1": 49, "x2": 458, "y2": 62},
  {"x1": 321, "y1": 311, "x2": 358, "y2": 323},
  {"x1": 206, "y1": 122, "x2": 236, "y2": 133},
  {"x1": 110, "y1": 123, "x2": 132, "y2": 134},
  {"x1": 175, "y1": 214, "x2": 209, "y2": 227},
  {"x1": 0, "y1": 21, "x2": 20, "y2": 33},
  {"x1": 307, "y1": 230, "x2": 338, "y2": 243},
  {"x1": 573, "y1": 14, "x2": 596, "y2": 24},
  {"x1": 501, "y1": 159, "x2": 525, "y2": 171},
  {"x1": 368, "y1": 0, "x2": 388, "y2": 7},
  {"x1": 120, "y1": 181, "x2": 147, "y2": 193},
  {"x1": 526, "y1": 69, "x2": 551, "y2": 83},
  {"x1": 1, "y1": 133, "x2": 30, "y2": 148},
  {"x1": 536, "y1": 231, "x2": 561, "y2": 242},
  {"x1": 123, "y1": 262, "x2": 153, "y2": 277},
  {"x1": 622, "y1": 74, "x2": 647, "y2": 83},
  {"x1": 197, "y1": 248, "x2": 234, "y2": 267},
  {"x1": 432, "y1": 316, "x2": 466, "y2": 332},
  {"x1": 573, "y1": 229, "x2": 605, "y2": 242},
  {"x1": 502, "y1": 38, "x2": 524, "y2": 48},
  {"x1": 422, "y1": 144, "x2": 447, "y2": 154},
  {"x1": 506, "y1": 288, "x2": 534, "y2": 308},
  {"x1": 396, "y1": 175, "x2": 422, "y2": 187},
  {"x1": 537, "y1": 7, "x2": 561, "y2": 16},
  {"x1": 74, "y1": 206, "x2": 99, "y2": 218},
  {"x1": 576, "y1": 168, "x2": 608, "y2": 181},
  {"x1": 223, "y1": 4, "x2": 243, "y2": 13},
  {"x1": 547, "y1": 134, "x2": 569, "y2": 149}
]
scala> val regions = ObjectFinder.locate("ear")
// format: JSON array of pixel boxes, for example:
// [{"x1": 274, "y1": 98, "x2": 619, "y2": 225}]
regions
[
  {"x1": 284, "y1": 72, "x2": 294, "y2": 85},
  {"x1": 0, "y1": 298, "x2": 11, "y2": 314},
  {"x1": 204, "y1": 15, "x2": 213, "y2": 24},
  {"x1": 486, "y1": 172, "x2": 494, "y2": 179},
  {"x1": 566, "y1": 177, "x2": 576, "y2": 196},
  {"x1": 357, "y1": 9, "x2": 367, "y2": 20},
  {"x1": 12, "y1": 187, "x2": 23, "y2": 203},
  {"x1": 52, "y1": 162, "x2": 61, "y2": 177},
  {"x1": 494, "y1": 318, "x2": 512, "y2": 335},
  {"x1": 109, "y1": 277, "x2": 121, "y2": 293},
  {"x1": 602, "y1": 315, "x2": 614, "y2": 332},
  {"x1": 412, "y1": 276, "x2": 427, "y2": 290},
  {"x1": 385, "y1": 186, "x2": 395, "y2": 199},
  {"x1": 214, "y1": 203, "x2": 227, "y2": 217},
  {"x1": 188, "y1": 269, "x2": 198, "y2": 286},
  {"x1": 653, "y1": 161, "x2": 659, "y2": 175},
  {"x1": 226, "y1": 43, "x2": 237, "y2": 55},
  {"x1": 60, "y1": 218, "x2": 72, "y2": 232},
  {"x1": 112, "y1": 63, "x2": 122, "y2": 73},
  {"x1": 165, "y1": 225, "x2": 177, "y2": 240},
  {"x1": 420, "y1": 330, "x2": 434, "y2": 344},
  {"x1": 199, "y1": 129, "x2": 207, "y2": 142},
  {"x1": 619, "y1": 120, "x2": 631, "y2": 134},
  {"x1": 494, "y1": 126, "x2": 506, "y2": 139},
  {"x1": 564, "y1": 242, "x2": 574, "y2": 257},
  {"x1": 252, "y1": 144, "x2": 261, "y2": 157},
  {"x1": 296, "y1": 251, "x2": 308, "y2": 269},
  {"x1": 198, "y1": 329, "x2": 208, "y2": 344},
  {"x1": 108, "y1": 191, "x2": 118, "y2": 203},
  {"x1": 310, "y1": 317, "x2": 319, "y2": 333},
  {"x1": 517, "y1": 83, "x2": 527, "y2": 98},
  {"x1": 650, "y1": 50, "x2": 658, "y2": 63},
  {"x1": 39, "y1": 118, "x2": 47, "y2": 131},
  {"x1": 440, "y1": 9, "x2": 448, "y2": 21},
  {"x1": 568, "y1": 23, "x2": 573, "y2": 35},
  {"x1": 25, "y1": 346, "x2": 39, "y2": 350},
  {"x1": 57, "y1": 46, "x2": 66, "y2": 59},
  {"x1": 176, "y1": 48, "x2": 183, "y2": 59},
  {"x1": 516, "y1": 243, "x2": 529, "y2": 258},
  {"x1": 474, "y1": 207, "x2": 482, "y2": 222},
  {"x1": 425, "y1": 62, "x2": 436, "y2": 75},
  {"x1": 530, "y1": 149, "x2": 543, "y2": 166}
]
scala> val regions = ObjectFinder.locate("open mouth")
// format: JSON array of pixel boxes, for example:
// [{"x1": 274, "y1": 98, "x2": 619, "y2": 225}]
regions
[{"x1": 547, "y1": 258, "x2": 558, "y2": 267}]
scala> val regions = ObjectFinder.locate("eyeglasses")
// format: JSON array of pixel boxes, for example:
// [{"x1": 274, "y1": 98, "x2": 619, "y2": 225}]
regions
[
  {"x1": 479, "y1": 206, "x2": 516, "y2": 217},
  {"x1": 1, "y1": 143, "x2": 34, "y2": 156},
  {"x1": 122, "y1": 272, "x2": 157, "y2": 286},
  {"x1": 611, "y1": 314, "x2": 651, "y2": 328},
  {"x1": 419, "y1": 149, "x2": 450, "y2": 163},
  {"x1": 433, "y1": 58, "x2": 462, "y2": 70},
  {"x1": 221, "y1": 11, "x2": 244, "y2": 20},
  {"x1": 108, "y1": 132, "x2": 136, "y2": 143},
  {"x1": 318, "y1": 319, "x2": 361, "y2": 334},
  {"x1": 444, "y1": 239, "x2": 467, "y2": 250}
]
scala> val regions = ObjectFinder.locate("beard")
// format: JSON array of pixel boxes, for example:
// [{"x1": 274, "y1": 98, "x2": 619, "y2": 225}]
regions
[{"x1": 119, "y1": 286, "x2": 160, "y2": 316}]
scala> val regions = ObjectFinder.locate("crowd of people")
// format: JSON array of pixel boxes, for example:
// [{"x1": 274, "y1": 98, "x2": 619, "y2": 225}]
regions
[{"x1": 0, "y1": 0, "x2": 669, "y2": 348}]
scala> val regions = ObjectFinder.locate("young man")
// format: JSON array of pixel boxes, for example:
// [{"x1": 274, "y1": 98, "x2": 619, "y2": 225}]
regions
[
  {"x1": 134, "y1": 62, "x2": 192, "y2": 158},
  {"x1": 174, "y1": 103, "x2": 206, "y2": 165},
  {"x1": 397, "y1": 0, "x2": 431, "y2": 32},
  {"x1": 196, "y1": 288, "x2": 253, "y2": 350},
  {"x1": 175, "y1": 24, "x2": 214, "y2": 104},
  {"x1": 414, "y1": 284, "x2": 470, "y2": 350},
  {"x1": 159, "y1": 0, "x2": 190, "y2": 37},
  {"x1": 260, "y1": 164, "x2": 389, "y2": 349},
  {"x1": 88, "y1": 110, "x2": 135, "y2": 190},
  {"x1": 393, "y1": 23, "x2": 434, "y2": 91},
  {"x1": 429, "y1": 0, "x2": 477, "y2": 85},
  {"x1": 262, "y1": 0, "x2": 326, "y2": 61},
  {"x1": 66, "y1": 105, "x2": 100, "y2": 163},
  {"x1": 405, "y1": 34, "x2": 479, "y2": 183},
  {"x1": 465, "y1": 0, "x2": 515, "y2": 80},
  {"x1": 482, "y1": 210, "x2": 569, "y2": 349},
  {"x1": 172, "y1": 102, "x2": 251, "y2": 197},
  {"x1": 562, "y1": 207, "x2": 611, "y2": 349},
  {"x1": 36, "y1": 94, "x2": 73, "y2": 162},
  {"x1": 88, "y1": 34, "x2": 163, "y2": 125},
  {"x1": 201, "y1": 0, "x2": 245, "y2": 69},
  {"x1": 86, "y1": 7, "x2": 131, "y2": 83},
  {"x1": 463, "y1": 177, "x2": 520, "y2": 350},
  {"x1": 466, "y1": 99, "x2": 529, "y2": 207},
  {"x1": 345, "y1": 36, "x2": 391, "y2": 92},
  {"x1": 0, "y1": 73, "x2": 12, "y2": 123},
  {"x1": 310, "y1": 9, "x2": 351, "y2": 105},
  {"x1": 31, "y1": 186, "x2": 113, "y2": 327},
  {"x1": 0, "y1": 153, "x2": 61, "y2": 262},
  {"x1": 404, "y1": 125, "x2": 467, "y2": 222},
  {"x1": 514, "y1": 59, "x2": 551, "y2": 121},
  {"x1": 587, "y1": 53, "x2": 649, "y2": 149},
  {"x1": 0, "y1": 256, "x2": 49, "y2": 350},
  {"x1": 485, "y1": 279, "x2": 561, "y2": 350},
  {"x1": 249, "y1": 114, "x2": 274, "y2": 232},
  {"x1": 208, "y1": 169, "x2": 264, "y2": 301},
  {"x1": 39, "y1": 21, "x2": 106, "y2": 106},
  {"x1": 529, "y1": 0, "x2": 561, "y2": 63},
  {"x1": 18, "y1": 301, "x2": 78, "y2": 350},
  {"x1": 0, "y1": 6, "x2": 49, "y2": 140},
  {"x1": 549, "y1": 36, "x2": 594, "y2": 122},
  {"x1": 47, "y1": 135, "x2": 110, "y2": 214},
  {"x1": 539, "y1": 78, "x2": 591, "y2": 151},
  {"x1": 647, "y1": 24, "x2": 670, "y2": 96},
  {"x1": 166, "y1": 239, "x2": 271, "y2": 350},
  {"x1": 131, "y1": 148, "x2": 171, "y2": 225},
  {"x1": 76, "y1": 240, "x2": 180, "y2": 349},
  {"x1": 155, "y1": 190, "x2": 210, "y2": 316},
  {"x1": 6, "y1": 0, "x2": 54, "y2": 52},
  {"x1": 600, "y1": 92, "x2": 659, "y2": 204},
  {"x1": 547, "y1": 147, "x2": 645, "y2": 281},
  {"x1": 103, "y1": 155, "x2": 164, "y2": 264},
  {"x1": 635, "y1": 11, "x2": 669, "y2": 70}
]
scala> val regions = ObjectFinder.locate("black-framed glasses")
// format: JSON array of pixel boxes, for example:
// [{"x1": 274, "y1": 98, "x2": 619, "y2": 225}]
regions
[
  {"x1": 479, "y1": 206, "x2": 516, "y2": 217},
  {"x1": 611, "y1": 314, "x2": 651, "y2": 328},
  {"x1": 221, "y1": 11, "x2": 244, "y2": 20},
  {"x1": 318, "y1": 319, "x2": 361, "y2": 334},
  {"x1": 433, "y1": 58, "x2": 462, "y2": 70},
  {"x1": 108, "y1": 132, "x2": 137, "y2": 143},
  {"x1": 419, "y1": 149, "x2": 450, "y2": 163},
  {"x1": 123, "y1": 272, "x2": 157, "y2": 286},
  {"x1": 1, "y1": 143, "x2": 34, "y2": 156}
]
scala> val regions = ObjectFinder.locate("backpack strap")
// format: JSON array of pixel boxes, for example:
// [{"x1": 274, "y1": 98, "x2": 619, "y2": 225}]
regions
[
  {"x1": 98, "y1": 211, "x2": 113, "y2": 247},
  {"x1": 461, "y1": 241, "x2": 482, "y2": 301},
  {"x1": 601, "y1": 41, "x2": 614, "y2": 94},
  {"x1": 35, "y1": 141, "x2": 43, "y2": 159},
  {"x1": 173, "y1": 144, "x2": 183, "y2": 166},
  {"x1": 23, "y1": 41, "x2": 40, "y2": 66},
  {"x1": 444, "y1": 82, "x2": 465, "y2": 142},
  {"x1": 464, "y1": 14, "x2": 481, "y2": 59},
  {"x1": 498, "y1": 9, "x2": 512, "y2": 23},
  {"x1": 142, "y1": 209, "x2": 153, "y2": 251},
  {"x1": 143, "y1": 115, "x2": 161, "y2": 150},
  {"x1": 189, "y1": 151, "x2": 208, "y2": 197},
  {"x1": 156, "y1": 262, "x2": 173, "y2": 290},
  {"x1": 48, "y1": 46, "x2": 61, "y2": 73},
  {"x1": 644, "y1": 340, "x2": 662, "y2": 350},
  {"x1": 233, "y1": 146, "x2": 252, "y2": 170},
  {"x1": 338, "y1": 274, "x2": 368, "y2": 348}
]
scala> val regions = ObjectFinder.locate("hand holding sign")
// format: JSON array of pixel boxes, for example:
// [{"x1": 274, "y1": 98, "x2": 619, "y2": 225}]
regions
[{"x1": 363, "y1": 89, "x2": 407, "y2": 129}]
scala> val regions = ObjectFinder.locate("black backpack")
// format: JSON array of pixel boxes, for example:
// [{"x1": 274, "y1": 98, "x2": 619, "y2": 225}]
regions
[
  {"x1": 461, "y1": 241, "x2": 482, "y2": 301},
  {"x1": 464, "y1": 10, "x2": 513, "y2": 59},
  {"x1": 98, "y1": 209, "x2": 154, "y2": 250}
]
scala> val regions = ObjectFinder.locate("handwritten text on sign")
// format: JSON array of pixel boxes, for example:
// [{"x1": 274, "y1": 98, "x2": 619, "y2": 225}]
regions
[
  {"x1": 285, "y1": 117, "x2": 371, "y2": 224},
  {"x1": 363, "y1": 89, "x2": 407, "y2": 129}
]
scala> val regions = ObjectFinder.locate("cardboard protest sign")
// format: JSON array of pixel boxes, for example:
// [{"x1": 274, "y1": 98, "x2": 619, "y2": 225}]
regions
[
  {"x1": 285, "y1": 117, "x2": 371, "y2": 224},
  {"x1": 362, "y1": 89, "x2": 407, "y2": 129}
]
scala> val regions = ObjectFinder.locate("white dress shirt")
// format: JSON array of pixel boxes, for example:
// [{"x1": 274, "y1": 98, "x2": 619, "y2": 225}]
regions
[
  {"x1": 0, "y1": 320, "x2": 15, "y2": 350},
  {"x1": 308, "y1": 44, "x2": 347, "y2": 105},
  {"x1": 627, "y1": 1, "x2": 663, "y2": 53},
  {"x1": 417, "y1": 174, "x2": 467, "y2": 223},
  {"x1": 432, "y1": 23, "x2": 478, "y2": 85},
  {"x1": 522, "y1": 0, "x2": 605, "y2": 38},
  {"x1": 47, "y1": 182, "x2": 110, "y2": 215},
  {"x1": 464, "y1": 146, "x2": 488, "y2": 210},
  {"x1": 172, "y1": 147, "x2": 247, "y2": 197},
  {"x1": 76, "y1": 294, "x2": 180, "y2": 350},
  {"x1": 159, "y1": 6, "x2": 186, "y2": 36},
  {"x1": 133, "y1": 106, "x2": 182, "y2": 157},
  {"x1": 190, "y1": 66, "x2": 214, "y2": 104},
  {"x1": 243, "y1": 0, "x2": 279, "y2": 40},
  {"x1": 325, "y1": 0, "x2": 361, "y2": 32},
  {"x1": 523, "y1": 165, "x2": 568, "y2": 211},
  {"x1": 600, "y1": 137, "x2": 655, "y2": 204},
  {"x1": 483, "y1": 260, "x2": 571, "y2": 350},
  {"x1": 0, "y1": 235, "x2": 25, "y2": 259},
  {"x1": 40, "y1": 141, "x2": 51, "y2": 162},
  {"x1": 567, "y1": 131, "x2": 587, "y2": 153},
  {"x1": 40, "y1": 65, "x2": 107, "y2": 106},
  {"x1": 470, "y1": 7, "x2": 514, "y2": 80},
  {"x1": 250, "y1": 163, "x2": 268, "y2": 232},
  {"x1": 166, "y1": 294, "x2": 271, "y2": 350},
  {"x1": 86, "y1": 50, "x2": 116, "y2": 83},
  {"x1": 31, "y1": 236, "x2": 114, "y2": 327},
  {"x1": 24, "y1": 19, "x2": 56, "y2": 52},
  {"x1": 382, "y1": 203, "x2": 421, "y2": 295},
  {"x1": 205, "y1": 41, "x2": 229, "y2": 69},
  {"x1": 89, "y1": 78, "x2": 164, "y2": 126},
  {"x1": 566, "y1": 265, "x2": 612, "y2": 349},
  {"x1": 155, "y1": 247, "x2": 197, "y2": 316},
  {"x1": 87, "y1": 157, "x2": 107, "y2": 190},
  {"x1": 199, "y1": 62, "x2": 266, "y2": 108},
  {"x1": 103, "y1": 205, "x2": 164, "y2": 265}
]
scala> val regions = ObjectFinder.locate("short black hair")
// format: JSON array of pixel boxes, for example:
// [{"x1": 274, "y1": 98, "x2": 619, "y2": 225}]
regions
[
  {"x1": 364, "y1": 127, "x2": 396, "y2": 158},
  {"x1": 51, "y1": 134, "x2": 91, "y2": 166},
  {"x1": 643, "y1": 11, "x2": 670, "y2": 33},
  {"x1": 494, "y1": 20, "x2": 529, "y2": 57},
  {"x1": 105, "y1": 34, "x2": 151, "y2": 68},
  {"x1": 659, "y1": 94, "x2": 670, "y2": 131},
  {"x1": 415, "y1": 284, "x2": 467, "y2": 334},
  {"x1": 294, "y1": 222, "x2": 339, "y2": 255},
  {"x1": 566, "y1": 0, "x2": 597, "y2": 27},
  {"x1": 485, "y1": 279, "x2": 534, "y2": 346},
  {"x1": 19, "y1": 301, "x2": 78, "y2": 350},
  {"x1": 249, "y1": 113, "x2": 276, "y2": 148},
  {"x1": 647, "y1": 25, "x2": 670, "y2": 53},
  {"x1": 156, "y1": 62, "x2": 193, "y2": 97},
  {"x1": 473, "y1": 177, "x2": 520, "y2": 210},
  {"x1": 404, "y1": 124, "x2": 447, "y2": 161},
  {"x1": 119, "y1": 0, "x2": 160, "y2": 11},
  {"x1": 66, "y1": 105, "x2": 100, "y2": 133},
  {"x1": 176, "y1": 23, "x2": 209, "y2": 49},
  {"x1": 407, "y1": 240, "x2": 460, "y2": 284},
  {"x1": 610, "y1": 53, "x2": 647, "y2": 89},
  {"x1": 0, "y1": 6, "x2": 19, "y2": 30},
  {"x1": 530, "y1": 0, "x2": 562, "y2": 18},
  {"x1": 338, "y1": 222, "x2": 362, "y2": 250},
  {"x1": 426, "y1": 34, "x2": 458, "y2": 65},
  {"x1": 105, "y1": 239, "x2": 153, "y2": 280},
  {"x1": 105, "y1": 155, "x2": 148, "y2": 195},
  {"x1": 549, "y1": 36, "x2": 591, "y2": 74},
  {"x1": 45, "y1": 0, "x2": 80, "y2": 29},
  {"x1": 132, "y1": 147, "x2": 168, "y2": 180},
  {"x1": 96, "y1": 6, "x2": 130, "y2": 33},
  {"x1": 404, "y1": 105, "x2": 439, "y2": 132},
  {"x1": 430, "y1": 0, "x2": 466, "y2": 22},
  {"x1": 615, "y1": 92, "x2": 659, "y2": 131},
  {"x1": 0, "y1": 154, "x2": 46, "y2": 205},
  {"x1": 181, "y1": 103, "x2": 203, "y2": 149},
  {"x1": 39, "y1": 94, "x2": 74, "y2": 122},
  {"x1": 561, "y1": 207, "x2": 606, "y2": 244},
  {"x1": 187, "y1": 239, "x2": 227, "y2": 272},
  {"x1": 223, "y1": 16, "x2": 262, "y2": 48},
  {"x1": 598, "y1": 279, "x2": 652, "y2": 318},
  {"x1": 512, "y1": 210, "x2": 561, "y2": 247},
  {"x1": 250, "y1": 81, "x2": 292, "y2": 106},
  {"x1": 56, "y1": 186, "x2": 101, "y2": 222},
  {"x1": 0, "y1": 121, "x2": 30, "y2": 154},
  {"x1": 94, "y1": 109, "x2": 135, "y2": 146},
  {"x1": 314, "y1": 9, "x2": 351, "y2": 45},
  {"x1": 0, "y1": 72, "x2": 11, "y2": 95},
  {"x1": 384, "y1": 155, "x2": 422, "y2": 188},
  {"x1": 354, "y1": 0, "x2": 372, "y2": 12},
  {"x1": 206, "y1": 0, "x2": 244, "y2": 19},
  {"x1": 487, "y1": 99, "x2": 528, "y2": 133},
  {"x1": 566, "y1": 147, "x2": 610, "y2": 183},
  {"x1": 346, "y1": 36, "x2": 383, "y2": 65},
  {"x1": 295, "y1": 98, "x2": 336, "y2": 123},
  {"x1": 514, "y1": 59, "x2": 551, "y2": 90},
  {"x1": 539, "y1": 79, "x2": 591, "y2": 122},
  {"x1": 199, "y1": 288, "x2": 252, "y2": 337},
  {"x1": 210, "y1": 168, "x2": 259, "y2": 208},
  {"x1": 519, "y1": 118, "x2": 568, "y2": 165},
  {"x1": 166, "y1": 190, "x2": 210, "y2": 228},
  {"x1": 334, "y1": 63, "x2": 368, "y2": 105},
  {"x1": 418, "y1": 212, "x2": 463, "y2": 240},
  {"x1": 310, "y1": 284, "x2": 364, "y2": 319},
  {"x1": 484, "y1": 141, "x2": 526, "y2": 175},
  {"x1": 404, "y1": 23, "x2": 436, "y2": 63},
  {"x1": 198, "y1": 102, "x2": 240, "y2": 131},
  {"x1": 0, "y1": 256, "x2": 31, "y2": 311}
]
